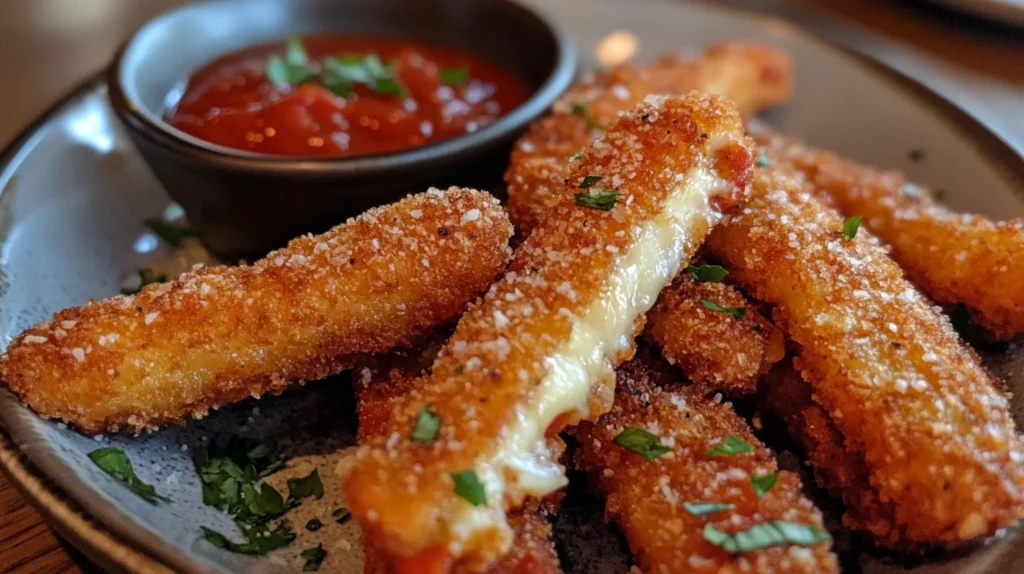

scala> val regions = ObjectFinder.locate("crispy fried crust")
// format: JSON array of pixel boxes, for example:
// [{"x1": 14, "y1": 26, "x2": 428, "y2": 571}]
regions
[
  {"x1": 343, "y1": 94, "x2": 755, "y2": 567},
  {"x1": 1, "y1": 188, "x2": 512, "y2": 434},
  {"x1": 759, "y1": 359, "x2": 894, "y2": 542},
  {"x1": 574, "y1": 349, "x2": 837, "y2": 573},
  {"x1": 708, "y1": 171, "x2": 1024, "y2": 547},
  {"x1": 505, "y1": 46, "x2": 789, "y2": 397},
  {"x1": 353, "y1": 341, "x2": 562, "y2": 574},
  {"x1": 754, "y1": 128, "x2": 1024, "y2": 339},
  {"x1": 361, "y1": 503, "x2": 561, "y2": 574},
  {"x1": 646, "y1": 271, "x2": 783, "y2": 395},
  {"x1": 506, "y1": 43, "x2": 792, "y2": 236}
]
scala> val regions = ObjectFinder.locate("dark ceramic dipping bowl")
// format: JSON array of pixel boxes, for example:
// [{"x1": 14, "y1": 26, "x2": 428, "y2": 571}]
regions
[{"x1": 109, "y1": 0, "x2": 575, "y2": 260}]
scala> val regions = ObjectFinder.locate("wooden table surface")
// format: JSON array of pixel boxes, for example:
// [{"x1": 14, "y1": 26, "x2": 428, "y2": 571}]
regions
[{"x1": 0, "y1": 0, "x2": 1021, "y2": 572}]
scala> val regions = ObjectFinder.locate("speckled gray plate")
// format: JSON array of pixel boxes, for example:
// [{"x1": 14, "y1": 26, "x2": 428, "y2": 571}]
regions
[{"x1": 1, "y1": 0, "x2": 1023, "y2": 573}]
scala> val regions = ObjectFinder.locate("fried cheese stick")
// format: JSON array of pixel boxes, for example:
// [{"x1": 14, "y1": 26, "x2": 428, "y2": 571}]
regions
[
  {"x1": 505, "y1": 48, "x2": 790, "y2": 395},
  {"x1": 759, "y1": 358, "x2": 893, "y2": 543},
  {"x1": 574, "y1": 349, "x2": 837, "y2": 573},
  {"x1": 343, "y1": 94, "x2": 756, "y2": 568},
  {"x1": 506, "y1": 42, "x2": 792, "y2": 236},
  {"x1": 353, "y1": 342, "x2": 562, "y2": 574},
  {"x1": 754, "y1": 128, "x2": 1024, "y2": 339},
  {"x1": 361, "y1": 502, "x2": 561, "y2": 574},
  {"x1": 707, "y1": 171, "x2": 1024, "y2": 547},
  {"x1": 646, "y1": 271, "x2": 783, "y2": 395},
  {"x1": 1, "y1": 188, "x2": 512, "y2": 434}
]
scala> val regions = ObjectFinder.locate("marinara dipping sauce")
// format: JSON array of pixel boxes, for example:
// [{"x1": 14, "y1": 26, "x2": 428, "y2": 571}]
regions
[{"x1": 165, "y1": 36, "x2": 528, "y2": 158}]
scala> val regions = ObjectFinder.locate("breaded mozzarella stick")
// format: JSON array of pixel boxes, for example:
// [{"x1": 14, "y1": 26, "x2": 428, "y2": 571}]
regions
[
  {"x1": 2, "y1": 188, "x2": 512, "y2": 433},
  {"x1": 343, "y1": 93, "x2": 755, "y2": 568}
]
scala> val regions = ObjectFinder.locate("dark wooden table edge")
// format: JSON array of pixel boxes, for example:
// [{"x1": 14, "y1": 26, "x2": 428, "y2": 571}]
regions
[{"x1": 0, "y1": 429, "x2": 174, "y2": 574}]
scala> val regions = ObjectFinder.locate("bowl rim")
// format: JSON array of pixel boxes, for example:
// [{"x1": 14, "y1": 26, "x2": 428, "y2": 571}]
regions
[{"x1": 107, "y1": 0, "x2": 577, "y2": 174}]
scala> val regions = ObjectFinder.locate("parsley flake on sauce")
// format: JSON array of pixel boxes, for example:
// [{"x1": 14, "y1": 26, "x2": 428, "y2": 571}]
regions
[
  {"x1": 321, "y1": 54, "x2": 408, "y2": 98},
  {"x1": 265, "y1": 37, "x2": 314, "y2": 87},
  {"x1": 88, "y1": 447, "x2": 169, "y2": 504},
  {"x1": 264, "y1": 37, "x2": 409, "y2": 99},
  {"x1": 286, "y1": 36, "x2": 309, "y2": 66},
  {"x1": 579, "y1": 175, "x2": 603, "y2": 188},
  {"x1": 438, "y1": 67, "x2": 469, "y2": 86},
  {"x1": 613, "y1": 427, "x2": 671, "y2": 461}
]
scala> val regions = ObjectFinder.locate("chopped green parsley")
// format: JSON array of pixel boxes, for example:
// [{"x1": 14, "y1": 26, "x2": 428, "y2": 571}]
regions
[
  {"x1": 613, "y1": 427, "x2": 671, "y2": 461},
  {"x1": 704, "y1": 435, "x2": 754, "y2": 457}
]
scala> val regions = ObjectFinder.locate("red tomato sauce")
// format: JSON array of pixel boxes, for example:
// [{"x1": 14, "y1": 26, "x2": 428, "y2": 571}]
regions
[{"x1": 165, "y1": 36, "x2": 528, "y2": 158}]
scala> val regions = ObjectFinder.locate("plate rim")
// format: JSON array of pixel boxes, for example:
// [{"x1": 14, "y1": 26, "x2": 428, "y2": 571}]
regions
[
  {"x1": 0, "y1": 428, "x2": 173, "y2": 574},
  {"x1": 1, "y1": 4, "x2": 1023, "y2": 573}
]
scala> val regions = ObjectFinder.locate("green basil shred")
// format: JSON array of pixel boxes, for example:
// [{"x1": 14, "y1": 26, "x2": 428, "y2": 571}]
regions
[
  {"x1": 703, "y1": 521, "x2": 831, "y2": 554},
  {"x1": 685, "y1": 264, "x2": 728, "y2": 283},
  {"x1": 683, "y1": 502, "x2": 733, "y2": 516},
  {"x1": 410, "y1": 403, "x2": 442, "y2": 443},
  {"x1": 751, "y1": 472, "x2": 779, "y2": 498},
  {"x1": 451, "y1": 470, "x2": 487, "y2": 506},
  {"x1": 613, "y1": 427, "x2": 671, "y2": 461},
  {"x1": 574, "y1": 188, "x2": 619, "y2": 211},
  {"x1": 699, "y1": 299, "x2": 746, "y2": 319},
  {"x1": 704, "y1": 434, "x2": 755, "y2": 457},
  {"x1": 842, "y1": 215, "x2": 863, "y2": 241}
]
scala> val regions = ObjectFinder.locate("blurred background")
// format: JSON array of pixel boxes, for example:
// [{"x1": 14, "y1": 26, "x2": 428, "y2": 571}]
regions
[{"x1": 0, "y1": 0, "x2": 1020, "y2": 150}]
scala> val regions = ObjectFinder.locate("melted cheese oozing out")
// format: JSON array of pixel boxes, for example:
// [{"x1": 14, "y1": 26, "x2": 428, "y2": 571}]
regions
[{"x1": 446, "y1": 160, "x2": 733, "y2": 555}]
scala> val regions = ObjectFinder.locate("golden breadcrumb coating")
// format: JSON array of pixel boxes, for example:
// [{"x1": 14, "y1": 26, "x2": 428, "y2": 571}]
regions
[
  {"x1": 343, "y1": 93, "x2": 756, "y2": 568},
  {"x1": 759, "y1": 359, "x2": 894, "y2": 543},
  {"x1": 708, "y1": 171, "x2": 1024, "y2": 547},
  {"x1": 361, "y1": 503, "x2": 561, "y2": 574},
  {"x1": 506, "y1": 42, "x2": 792, "y2": 236},
  {"x1": 353, "y1": 340, "x2": 562, "y2": 574},
  {"x1": 1, "y1": 188, "x2": 512, "y2": 434},
  {"x1": 646, "y1": 271, "x2": 783, "y2": 395},
  {"x1": 505, "y1": 47, "x2": 789, "y2": 398},
  {"x1": 754, "y1": 128, "x2": 1024, "y2": 339},
  {"x1": 574, "y1": 349, "x2": 837, "y2": 573}
]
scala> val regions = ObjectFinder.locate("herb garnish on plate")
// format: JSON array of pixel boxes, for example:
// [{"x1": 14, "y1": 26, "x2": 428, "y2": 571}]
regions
[{"x1": 88, "y1": 447, "x2": 170, "y2": 504}]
